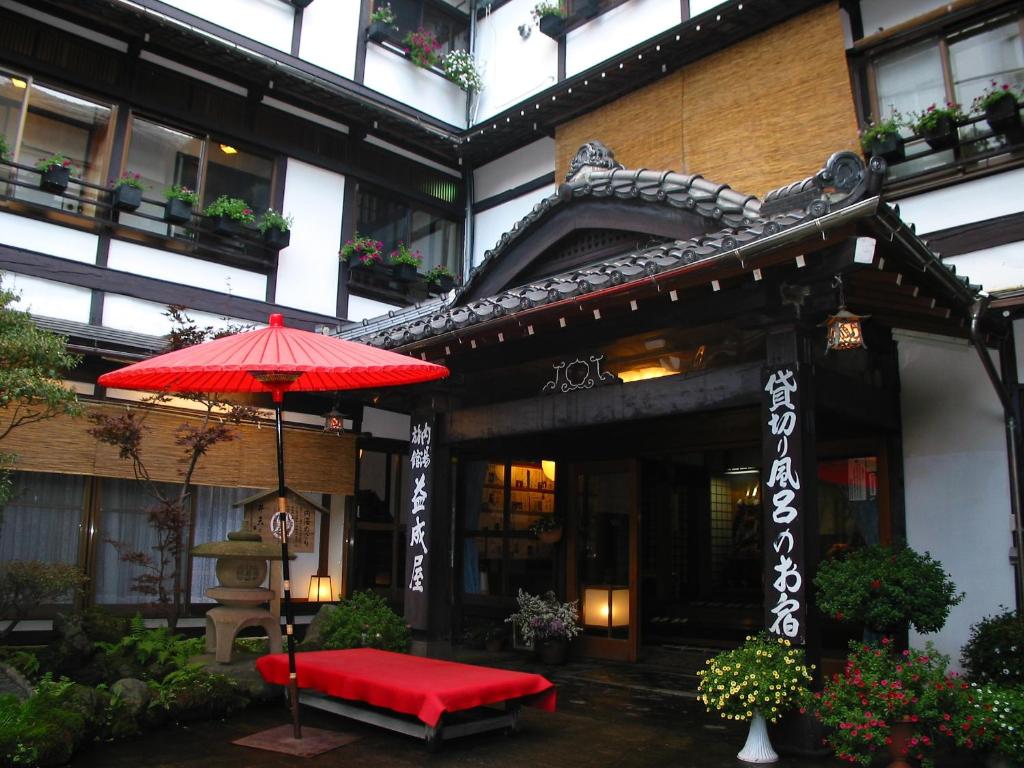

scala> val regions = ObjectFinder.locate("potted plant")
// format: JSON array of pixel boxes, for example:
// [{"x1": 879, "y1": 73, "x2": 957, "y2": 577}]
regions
[
  {"x1": 404, "y1": 28, "x2": 440, "y2": 69},
  {"x1": 340, "y1": 233, "x2": 384, "y2": 269},
  {"x1": 972, "y1": 80, "x2": 1022, "y2": 140},
  {"x1": 808, "y1": 641, "x2": 969, "y2": 768},
  {"x1": 163, "y1": 185, "x2": 199, "y2": 224},
  {"x1": 960, "y1": 608, "x2": 1024, "y2": 686},
  {"x1": 532, "y1": 1, "x2": 566, "y2": 39},
  {"x1": 109, "y1": 171, "x2": 145, "y2": 212},
  {"x1": 425, "y1": 264, "x2": 456, "y2": 294},
  {"x1": 965, "y1": 682, "x2": 1024, "y2": 767},
  {"x1": 442, "y1": 50, "x2": 483, "y2": 93},
  {"x1": 506, "y1": 589, "x2": 581, "y2": 664},
  {"x1": 814, "y1": 543, "x2": 963, "y2": 642},
  {"x1": 389, "y1": 242, "x2": 422, "y2": 282},
  {"x1": 859, "y1": 112, "x2": 905, "y2": 164},
  {"x1": 202, "y1": 195, "x2": 255, "y2": 237},
  {"x1": 257, "y1": 208, "x2": 293, "y2": 250},
  {"x1": 529, "y1": 514, "x2": 563, "y2": 544},
  {"x1": 367, "y1": 3, "x2": 398, "y2": 43},
  {"x1": 698, "y1": 633, "x2": 814, "y2": 763},
  {"x1": 911, "y1": 102, "x2": 963, "y2": 152},
  {"x1": 35, "y1": 153, "x2": 75, "y2": 194}
]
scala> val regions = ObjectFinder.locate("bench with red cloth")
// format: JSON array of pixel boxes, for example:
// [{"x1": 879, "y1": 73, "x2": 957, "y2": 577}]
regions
[{"x1": 255, "y1": 648, "x2": 556, "y2": 749}]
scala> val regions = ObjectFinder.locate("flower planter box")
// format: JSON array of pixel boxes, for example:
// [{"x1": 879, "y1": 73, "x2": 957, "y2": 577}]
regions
[
  {"x1": 39, "y1": 166, "x2": 70, "y2": 194},
  {"x1": 263, "y1": 228, "x2": 291, "y2": 251},
  {"x1": 864, "y1": 134, "x2": 904, "y2": 164},
  {"x1": 538, "y1": 14, "x2": 565, "y2": 39},
  {"x1": 164, "y1": 198, "x2": 193, "y2": 224},
  {"x1": 921, "y1": 115, "x2": 958, "y2": 152},
  {"x1": 985, "y1": 96, "x2": 1023, "y2": 141},
  {"x1": 111, "y1": 185, "x2": 142, "y2": 212},
  {"x1": 391, "y1": 263, "x2": 419, "y2": 282},
  {"x1": 428, "y1": 275, "x2": 455, "y2": 295},
  {"x1": 367, "y1": 21, "x2": 392, "y2": 43},
  {"x1": 210, "y1": 215, "x2": 243, "y2": 237}
]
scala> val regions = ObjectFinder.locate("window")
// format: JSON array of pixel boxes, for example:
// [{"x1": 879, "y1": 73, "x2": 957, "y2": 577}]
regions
[
  {"x1": 0, "y1": 472, "x2": 84, "y2": 567},
  {"x1": 355, "y1": 184, "x2": 461, "y2": 277},
  {"x1": 190, "y1": 485, "x2": 261, "y2": 604},
  {"x1": 0, "y1": 73, "x2": 115, "y2": 213},
  {"x1": 462, "y1": 460, "x2": 558, "y2": 599},
  {"x1": 868, "y1": 11, "x2": 1024, "y2": 177},
  {"x1": 377, "y1": 0, "x2": 468, "y2": 55}
]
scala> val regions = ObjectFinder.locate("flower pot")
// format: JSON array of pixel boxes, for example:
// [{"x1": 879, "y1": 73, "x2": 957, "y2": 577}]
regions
[
  {"x1": 921, "y1": 115, "x2": 958, "y2": 152},
  {"x1": 164, "y1": 197, "x2": 193, "y2": 224},
  {"x1": 391, "y1": 262, "x2": 419, "y2": 282},
  {"x1": 537, "y1": 527, "x2": 562, "y2": 544},
  {"x1": 985, "y1": 96, "x2": 1023, "y2": 142},
  {"x1": 263, "y1": 228, "x2": 291, "y2": 250},
  {"x1": 112, "y1": 185, "x2": 142, "y2": 212},
  {"x1": 538, "y1": 14, "x2": 565, "y2": 38},
  {"x1": 886, "y1": 719, "x2": 914, "y2": 768},
  {"x1": 738, "y1": 710, "x2": 778, "y2": 764},
  {"x1": 39, "y1": 166, "x2": 70, "y2": 194},
  {"x1": 864, "y1": 134, "x2": 905, "y2": 164},
  {"x1": 210, "y1": 215, "x2": 243, "y2": 237},
  {"x1": 428, "y1": 275, "x2": 455, "y2": 295},
  {"x1": 367, "y1": 21, "x2": 392, "y2": 43},
  {"x1": 536, "y1": 637, "x2": 568, "y2": 665}
]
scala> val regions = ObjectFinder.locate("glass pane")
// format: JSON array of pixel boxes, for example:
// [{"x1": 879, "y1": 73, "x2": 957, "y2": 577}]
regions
[
  {"x1": 875, "y1": 40, "x2": 946, "y2": 119},
  {"x1": 0, "y1": 472, "x2": 83, "y2": 568},
  {"x1": 353, "y1": 529, "x2": 395, "y2": 592},
  {"x1": 508, "y1": 462, "x2": 554, "y2": 532},
  {"x1": 121, "y1": 117, "x2": 203, "y2": 235},
  {"x1": 94, "y1": 478, "x2": 181, "y2": 604},
  {"x1": 463, "y1": 534, "x2": 503, "y2": 595},
  {"x1": 709, "y1": 471, "x2": 762, "y2": 596},
  {"x1": 410, "y1": 209, "x2": 459, "y2": 276},
  {"x1": 16, "y1": 82, "x2": 113, "y2": 212},
  {"x1": 390, "y1": 453, "x2": 406, "y2": 524},
  {"x1": 202, "y1": 142, "x2": 272, "y2": 215},
  {"x1": 818, "y1": 456, "x2": 880, "y2": 560},
  {"x1": 577, "y1": 468, "x2": 630, "y2": 638},
  {"x1": 190, "y1": 485, "x2": 260, "y2": 603},
  {"x1": 507, "y1": 536, "x2": 556, "y2": 596}
]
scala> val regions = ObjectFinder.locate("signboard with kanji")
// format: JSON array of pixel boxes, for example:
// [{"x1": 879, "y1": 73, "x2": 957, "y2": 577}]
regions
[
  {"x1": 238, "y1": 488, "x2": 325, "y2": 554},
  {"x1": 404, "y1": 413, "x2": 434, "y2": 631}
]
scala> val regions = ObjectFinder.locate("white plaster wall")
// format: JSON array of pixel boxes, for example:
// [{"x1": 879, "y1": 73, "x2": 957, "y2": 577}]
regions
[
  {"x1": 327, "y1": 494, "x2": 347, "y2": 602},
  {"x1": 474, "y1": 137, "x2": 555, "y2": 201},
  {"x1": 474, "y1": 0, "x2": 558, "y2": 122},
  {"x1": 157, "y1": 0, "x2": 294, "y2": 53},
  {"x1": 346, "y1": 294, "x2": 402, "y2": 322},
  {"x1": 472, "y1": 185, "x2": 556, "y2": 267},
  {"x1": 566, "y1": 0, "x2": 681, "y2": 78},
  {"x1": 106, "y1": 241, "x2": 266, "y2": 300},
  {"x1": 895, "y1": 168, "x2": 1024, "y2": 235},
  {"x1": 0, "y1": 212, "x2": 98, "y2": 263},
  {"x1": 362, "y1": 406, "x2": 411, "y2": 441},
  {"x1": 102, "y1": 295, "x2": 244, "y2": 336},
  {"x1": 860, "y1": 0, "x2": 947, "y2": 38},
  {"x1": 363, "y1": 46, "x2": 466, "y2": 127},
  {"x1": 274, "y1": 159, "x2": 345, "y2": 316},
  {"x1": 299, "y1": 0, "x2": 360, "y2": 80},
  {"x1": 4, "y1": 273, "x2": 91, "y2": 322},
  {"x1": 945, "y1": 241, "x2": 1024, "y2": 295},
  {"x1": 897, "y1": 331, "x2": 1015, "y2": 667}
]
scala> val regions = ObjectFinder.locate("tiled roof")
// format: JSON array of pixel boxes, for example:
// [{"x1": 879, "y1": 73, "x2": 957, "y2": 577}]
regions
[{"x1": 342, "y1": 149, "x2": 978, "y2": 350}]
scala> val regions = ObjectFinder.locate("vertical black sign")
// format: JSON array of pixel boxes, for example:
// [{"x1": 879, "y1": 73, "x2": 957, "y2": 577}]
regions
[
  {"x1": 762, "y1": 366, "x2": 806, "y2": 644},
  {"x1": 404, "y1": 414, "x2": 433, "y2": 631}
]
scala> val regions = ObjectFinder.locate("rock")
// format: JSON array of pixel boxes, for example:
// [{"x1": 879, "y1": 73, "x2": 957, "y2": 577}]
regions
[
  {"x1": 299, "y1": 603, "x2": 339, "y2": 650},
  {"x1": 112, "y1": 678, "x2": 151, "y2": 718}
]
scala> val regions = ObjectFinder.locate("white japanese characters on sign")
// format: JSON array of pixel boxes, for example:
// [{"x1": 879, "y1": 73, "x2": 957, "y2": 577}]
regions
[
  {"x1": 764, "y1": 368, "x2": 803, "y2": 640},
  {"x1": 408, "y1": 422, "x2": 431, "y2": 594}
]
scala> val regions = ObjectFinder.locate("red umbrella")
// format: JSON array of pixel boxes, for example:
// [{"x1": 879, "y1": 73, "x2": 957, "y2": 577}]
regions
[{"x1": 98, "y1": 313, "x2": 447, "y2": 739}]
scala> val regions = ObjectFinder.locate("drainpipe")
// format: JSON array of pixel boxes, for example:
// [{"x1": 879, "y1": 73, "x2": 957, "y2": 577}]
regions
[
  {"x1": 970, "y1": 298, "x2": 1024, "y2": 611},
  {"x1": 462, "y1": 0, "x2": 477, "y2": 287}
]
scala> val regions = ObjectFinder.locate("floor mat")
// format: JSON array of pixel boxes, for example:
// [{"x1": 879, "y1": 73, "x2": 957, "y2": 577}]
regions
[{"x1": 233, "y1": 724, "x2": 360, "y2": 757}]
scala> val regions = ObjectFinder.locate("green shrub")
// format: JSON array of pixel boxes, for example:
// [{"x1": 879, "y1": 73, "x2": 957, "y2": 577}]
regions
[
  {"x1": 965, "y1": 682, "x2": 1024, "y2": 762},
  {"x1": 961, "y1": 608, "x2": 1024, "y2": 685},
  {"x1": 80, "y1": 606, "x2": 130, "y2": 644},
  {"x1": 316, "y1": 590, "x2": 410, "y2": 653},
  {"x1": 148, "y1": 667, "x2": 247, "y2": 724},
  {"x1": 94, "y1": 615, "x2": 205, "y2": 682},
  {"x1": 0, "y1": 676, "x2": 104, "y2": 767},
  {"x1": 814, "y1": 544, "x2": 963, "y2": 634}
]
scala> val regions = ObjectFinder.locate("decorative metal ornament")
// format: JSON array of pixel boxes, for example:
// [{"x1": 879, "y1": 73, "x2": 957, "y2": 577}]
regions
[
  {"x1": 542, "y1": 354, "x2": 618, "y2": 394},
  {"x1": 825, "y1": 308, "x2": 867, "y2": 351}
]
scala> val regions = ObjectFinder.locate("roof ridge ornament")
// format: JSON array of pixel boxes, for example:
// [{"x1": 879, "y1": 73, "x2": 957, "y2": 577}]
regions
[{"x1": 565, "y1": 141, "x2": 624, "y2": 182}]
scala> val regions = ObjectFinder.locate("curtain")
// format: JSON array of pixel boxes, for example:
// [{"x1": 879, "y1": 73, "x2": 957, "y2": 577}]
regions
[
  {"x1": 0, "y1": 472, "x2": 83, "y2": 567},
  {"x1": 190, "y1": 485, "x2": 260, "y2": 603}
]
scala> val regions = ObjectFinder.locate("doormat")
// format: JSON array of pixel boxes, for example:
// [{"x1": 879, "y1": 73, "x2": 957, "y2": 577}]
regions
[{"x1": 234, "y1": 724, "x2": 360, "y2": 757}]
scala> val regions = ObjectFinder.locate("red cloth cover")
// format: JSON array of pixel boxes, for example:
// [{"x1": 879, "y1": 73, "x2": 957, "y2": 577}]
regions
[{"x1": 255, "y1": 649, "x2": 556, "y2": 727}]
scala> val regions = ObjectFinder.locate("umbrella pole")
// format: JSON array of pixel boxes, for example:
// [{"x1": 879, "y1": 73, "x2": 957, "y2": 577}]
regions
[{"x1": 274, "y1": 398, "x2": 302, "y2": 740}]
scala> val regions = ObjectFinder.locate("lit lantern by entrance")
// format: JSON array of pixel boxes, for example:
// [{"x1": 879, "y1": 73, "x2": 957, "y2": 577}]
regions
[
  {"x1": 825, "y1": 307, "x2": 867, "y2": 351},
  {"x1": 308, "y1": 574, "x2": 334, "y2": 602},
  {"x1": 583, "y1": 586, "x2": 629, "y2": 628}
]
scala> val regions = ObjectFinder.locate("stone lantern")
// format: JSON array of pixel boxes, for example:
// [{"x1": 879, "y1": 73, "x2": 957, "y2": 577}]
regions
[{"x1": 192, "y1": 530, "x2": 293, "y2": 663}]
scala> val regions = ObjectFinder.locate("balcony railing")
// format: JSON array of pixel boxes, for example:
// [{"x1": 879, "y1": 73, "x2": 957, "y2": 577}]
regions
[
  {"x1": 0, "y1": 158, "x2": 282, "y2": 272},
  {"x1": 872, "y1": 104, "x2": 1024, "y2": 194}
]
